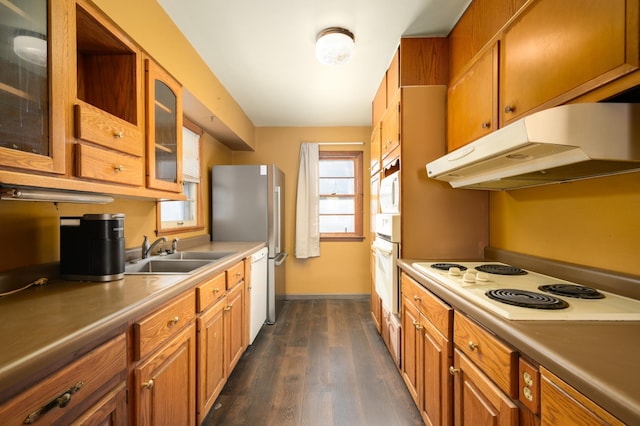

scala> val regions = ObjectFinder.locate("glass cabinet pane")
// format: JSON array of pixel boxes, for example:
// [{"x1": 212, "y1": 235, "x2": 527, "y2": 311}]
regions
[
  {"x1": 0, "y1": 0, "x2": 49, "y2": 156},
  {"x1": 154, "y1": 80, "x2": 177, "y2": 183}
]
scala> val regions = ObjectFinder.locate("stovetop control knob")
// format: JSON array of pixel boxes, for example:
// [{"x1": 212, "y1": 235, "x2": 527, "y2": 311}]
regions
[
  {"x1": 448, "y1": 267, "x2": 462, "y2": 276},
  {"x1": 476, "y1": 272, "x2": 490, "y2": 282},
  {"x1": 463, "y1": 271, "x2": 476, "y2": 283}
]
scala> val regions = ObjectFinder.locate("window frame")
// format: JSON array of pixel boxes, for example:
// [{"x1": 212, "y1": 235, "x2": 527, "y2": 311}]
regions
[
  {"x1": 156, "y1": 118, "x2": 205, "y2": 236},
  {"x1": 318, "y1": 150, "x2": 364, "y2": 242}
]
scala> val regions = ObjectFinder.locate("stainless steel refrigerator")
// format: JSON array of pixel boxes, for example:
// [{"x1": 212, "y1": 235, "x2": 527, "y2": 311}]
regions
[{"x1": 211, "y1": 164, "x2": 287, "y2": 324}]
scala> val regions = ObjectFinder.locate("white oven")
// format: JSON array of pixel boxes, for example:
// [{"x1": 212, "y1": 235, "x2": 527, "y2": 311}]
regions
[{"x1": 373, "y1": 212, "x2": 401, "y2": 365}]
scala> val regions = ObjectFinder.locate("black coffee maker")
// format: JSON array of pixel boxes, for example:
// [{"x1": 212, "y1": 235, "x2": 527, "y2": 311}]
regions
[{"x1": 60, "y1": 214, "x2": 125, "y2": 281}]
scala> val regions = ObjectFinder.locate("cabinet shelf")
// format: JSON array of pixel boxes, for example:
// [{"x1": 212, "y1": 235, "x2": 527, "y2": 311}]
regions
[
  {"x1": 155, "y1": 143, "x2": 173, "y2": 154},
  {"x1": 155, "y1": 99, "x2": 173, "y2": 114},
  {"x1": 0, "y1": 81, "x2": 35, "y2": 101},
  {"x1": 0, "y1": 0, "x2": 30, "y2": 18}
]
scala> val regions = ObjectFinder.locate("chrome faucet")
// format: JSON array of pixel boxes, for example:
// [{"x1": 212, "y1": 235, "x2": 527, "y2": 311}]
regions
[{"x1": 142, "y1": 235, "x2": 168, "y2": 259}]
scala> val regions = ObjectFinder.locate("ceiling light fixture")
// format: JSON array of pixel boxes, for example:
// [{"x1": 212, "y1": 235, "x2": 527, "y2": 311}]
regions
[{"x1": 315, "y1": 27, "x2": 355, "y2": 65}]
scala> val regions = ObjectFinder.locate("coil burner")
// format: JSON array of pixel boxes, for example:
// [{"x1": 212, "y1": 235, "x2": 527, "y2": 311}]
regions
[
  {"x1": 486, "y1": 288, "x2": 569, "y2": 310},
  {"x1": 539, "y1": 284, "x2": 605, "y2": 299},
  {"x1": 476, "y1": 264, "x2": 528, "y2": 275}
]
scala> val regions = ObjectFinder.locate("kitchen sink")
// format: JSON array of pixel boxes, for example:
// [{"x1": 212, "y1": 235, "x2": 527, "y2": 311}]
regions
[
  {"x1": 162, "y1": 251, "x2": 235, "y2": 261},
  {"x1": 125, "y1": 259, "x2": 214, "y2": 274}
]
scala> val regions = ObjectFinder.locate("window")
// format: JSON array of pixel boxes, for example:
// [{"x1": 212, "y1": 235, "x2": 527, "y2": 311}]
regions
[
  {"x1": 319, "y1": 150, "x2": 364, "y2": 241},
  {"x1": 157, "y1": 120, "x2": 204, "y2": 234}
]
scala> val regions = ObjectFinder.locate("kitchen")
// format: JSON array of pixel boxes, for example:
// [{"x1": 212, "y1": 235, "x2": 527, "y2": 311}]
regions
[{"x1": 1, "y1": 0, "x2": 639, "y2": 425}]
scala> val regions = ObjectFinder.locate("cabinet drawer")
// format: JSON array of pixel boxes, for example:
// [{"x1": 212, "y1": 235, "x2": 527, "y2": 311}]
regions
[
  {"x1": 134, "y1": 291, "x2": 195, "y2": 360},
  {"x1": 401, "y1": 273, "x2": 452, "y2": 338},
  {"x1": 76, "y1": 144, "x2": 144, "y2": 186},
  {"x1": 454, "y1": 312, "x2": 517, "y2": 397},
  {"x1": 0, "y1": 334, "x2": 126, "y2": 425},
  {"x1": 75, "y1": 101, "x2": 143, "y2": 157},
  {"x1": 197, "y1": 272, "x2": 226, "y2": 313},
  {"x1": 226, "y1": 261, "x2": 245, "y2": 290}
]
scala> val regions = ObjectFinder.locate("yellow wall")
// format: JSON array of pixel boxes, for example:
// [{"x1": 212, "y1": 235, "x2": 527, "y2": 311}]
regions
[
  {"x1": 0, "y1": 133, "x2": 232, "y2": 272},
  {"x1": 92, "y1": 0, "x2": 255, "y2": 148},
  {"x1": 232, "y1": 127, "x2": 372, "y2": 296},
  {"x1": 490, "y1": 172, "x2": 640, "y2": 275}
]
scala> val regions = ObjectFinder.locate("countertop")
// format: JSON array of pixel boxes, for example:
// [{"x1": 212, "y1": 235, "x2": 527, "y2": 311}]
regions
[
  {"x1": 399, "y1": 259, "x2": 640, "y2": 425},
  {"x1": 0, "y1": 241, "x2": 264, "y2": 403}
]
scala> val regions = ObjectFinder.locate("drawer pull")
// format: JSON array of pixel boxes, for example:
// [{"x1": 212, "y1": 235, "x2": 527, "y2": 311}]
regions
[
  {"x1": 24, "y1": 381, "x2": 84, "y2": 424},
  {"x1": 481, "y1": 121, "x2": 491, "y2": 129},
  {"x1": 504, "y1": 105, "x2": 516, "y2": 114},
  {"x1": 224, "y1": 305, "x2": 232, "y2": 311},
  {"x1": 412, "y1": 320, "x2": 423, "y2": 330},
  {"x1": 113, "y1": 130, "x2": 124, "y2": 138},
  {"x1": 213, "y1": 288, "x2": 220, "y2": 294},
  {"x1": 113, "y1": 165, "x2": 124, "y2": 172},
  {"x1": 413, "y1": 295, "x2": 422, "y2": 302},
  {"x1": 449, "y1": 366, "x2": 459, "y2": 376},
  {"x1": 142, "y1": 379, "x2": 155, "y2": 390},
  {"x1": 167, "y1": 316, "x2": 180, "y2": 328},
  {"x1": 468, "y1": 341, "x2": 478, "y2": 351}
]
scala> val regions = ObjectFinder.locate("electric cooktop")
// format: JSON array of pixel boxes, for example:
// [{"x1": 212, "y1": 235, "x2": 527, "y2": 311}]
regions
[{"x1": 412, "y1": 262, "x2": 640, "y2": 321}]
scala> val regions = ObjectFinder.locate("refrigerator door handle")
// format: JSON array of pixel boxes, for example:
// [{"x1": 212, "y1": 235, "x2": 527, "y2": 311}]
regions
[
  {"x1": 274, "y1": 252, "x2": 288, "y2": 265},
  {"x1": 275, "y1": 186, "x2": 281, "y2": 254}
]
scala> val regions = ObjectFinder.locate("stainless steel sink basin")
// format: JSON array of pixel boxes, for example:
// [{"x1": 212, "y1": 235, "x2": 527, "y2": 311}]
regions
[
  {"x1": 162, "y1": 251, "x2": 235, "y2": 261},
  {"x1": 125, "y1": 259, "x2": 213, "y2": 274}
]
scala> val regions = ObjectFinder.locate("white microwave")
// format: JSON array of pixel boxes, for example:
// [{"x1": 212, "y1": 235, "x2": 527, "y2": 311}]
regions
[{"x1": 379, "y1": 171, "x2": 399, "y2": 213}]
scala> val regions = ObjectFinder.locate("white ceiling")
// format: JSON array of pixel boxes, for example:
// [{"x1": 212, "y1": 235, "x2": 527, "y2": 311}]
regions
[{"x1": 158, "y1": 0, "x2": 471, "y2": 127}]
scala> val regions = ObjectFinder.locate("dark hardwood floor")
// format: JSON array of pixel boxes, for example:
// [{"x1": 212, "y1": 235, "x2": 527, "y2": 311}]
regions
[{"x1": 203, "y1": 298, "x2": 423, "y2": 426}]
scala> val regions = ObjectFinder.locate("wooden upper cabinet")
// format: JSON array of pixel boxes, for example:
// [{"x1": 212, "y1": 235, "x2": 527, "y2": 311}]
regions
[
  {"x1": 386, "y1": 49, "x2": 400, "y2": 102},
  {"x1": 370, "y1": 123, "x2": 381, "y2": 176},
  {"x1": 398, "y1": 38, "x2": 449, "y2": 86},
  {"x1": 449, "y1": 0, "x2": 527, "y2": 81},
  {"x1": 380, "y1": 93, "x2": 400, "y2": 167},
  {"x1": 500, "y1": 0, "x2": 639, "y2": 125},
  {"x1": 145, "y1": 58, "x2": 183, "y2": 193},
  {"x1": 0, "y1": 0, "x2": 67, "y2": 175},
  {"x1": 372, "y1": 74, "x2": 387, "y2": 126},
  {"x1": 447, "y1": 43, "x2": 499, "y2": 152}
]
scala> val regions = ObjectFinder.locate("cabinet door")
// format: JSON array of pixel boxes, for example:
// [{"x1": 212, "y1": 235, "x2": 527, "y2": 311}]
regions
[
  {"x1": 447, "y1": 43, "x2": 498, "y2": 152},
  {"x1": 501, "y1": 0, "x2": 637, "y2": 125},
  {"x1": 197, "y1": 297, "x2": 227, "y2": 424},
  {"x1": 370, "y1": 124, "x2": 381, "y2": 176},
  {"x1": 452, "y1": 349, "x2": 518, "y2": 425},
  {"x1": 70, "y1": 382, "x2": 127, "y2": 426},
  {"x1": 145, "y1": 58, "x2": 183, "y2": 192},
  {"x1": 0, "y1": 0, "x2": 66, "y2": 174},
  {"x1": 226, "y1": 283, "x2": 245, "y2": 374},
  {"x1": 401, "y1": 295, "x2": 421, "y2": 404},
  {"x1": 420, "y1": 315, "x2": 453, "y2": 426},
  {"x1": 135, "y1": 324, "x2": 196, "y2": 426},
  {"x1": 381, "y1": 95, "x2": 400, "y2": 167},
  {"x1": 540, "y1": 367, "x2": 624, "y2": 426}
]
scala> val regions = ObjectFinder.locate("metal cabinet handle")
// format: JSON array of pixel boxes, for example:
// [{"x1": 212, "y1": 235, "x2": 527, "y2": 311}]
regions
[
  {"x1": 412, "y1": 320, "x2": 423, "y2": 330},
  {"x1": 167, "y1": 316, "x2": 179, "y2": 327},
  {"x1": 468, "y1": 341, "x2": 478, "y2": 351},
  {"x1": 224, "y1": 305, "x2": 232, "y2": 312},
  {"x1": 481, "y1": 121, "x2": 491, "y2": 129},
  {"x1": 449, "y1": 366, "x2": 459, "y2": 376},
  {"x1": 504, "y1": 105, "x2": 515, "y2": 114},
  {"x1": 113, "y1": 130, "x2": 124, "y2": 138},
  {"x1": 23, "y1": 381, "x2": 84, "y2": 424},
  {"x1": 142, "y1": 379, "x2": 155, "y2": 390},
  {"x1": 413, "y1": 295, "x2": 422, "y2": 302},
  {"x1": 114, "y1": 165, "x2": 124, "y2": 172},
  {"x1": 213, "y1": 288, "x2": 220, "y2": 294}
]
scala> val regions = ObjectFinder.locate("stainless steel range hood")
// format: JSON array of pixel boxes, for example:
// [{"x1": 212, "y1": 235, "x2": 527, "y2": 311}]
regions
[{"x1": 427, "y1": 103, "x2": 640, "y2": 190}]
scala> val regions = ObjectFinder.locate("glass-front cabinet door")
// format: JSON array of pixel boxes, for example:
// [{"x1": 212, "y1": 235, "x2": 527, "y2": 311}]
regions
[
  {"x1": 145, "y1": 58, "x2": 183, "y2": 193},
  {"x1": 0, "y1": 0, "x2": 66, "y2": 174}
]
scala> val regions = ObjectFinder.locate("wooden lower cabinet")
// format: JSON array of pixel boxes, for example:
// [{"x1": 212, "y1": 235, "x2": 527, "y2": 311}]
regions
[
  {"x1": 452, "y1": 349, "x2": 518, "y2": 425},
  {"x1": 71, "y1": 381, "x2": 127, "y2": 426},
  {"x1": 134, "y1": 323, "x2": 196, "y2": 426},
  {"x1": 0, "y1": 334, "x2": 127, "y2": 425},
  {"x1": 196, "y1": 264, "x2": 247, "y2": 424},
  {"x1": 540, "y1": 367, "x2": 624, "y2": 426},
  {"x1": 401, "y1": 272, "x2": 453, "y2": 425}
]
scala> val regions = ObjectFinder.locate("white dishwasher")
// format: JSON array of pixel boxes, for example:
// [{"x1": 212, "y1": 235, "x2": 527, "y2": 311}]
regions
[{"x1": 249, "y1": 247, "x2": 268, "y2": 344}]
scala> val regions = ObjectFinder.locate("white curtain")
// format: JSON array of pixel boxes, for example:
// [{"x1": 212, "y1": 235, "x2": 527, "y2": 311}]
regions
[{"x1": 295, "y1": 143, "x2": 320, "y2": 259}]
